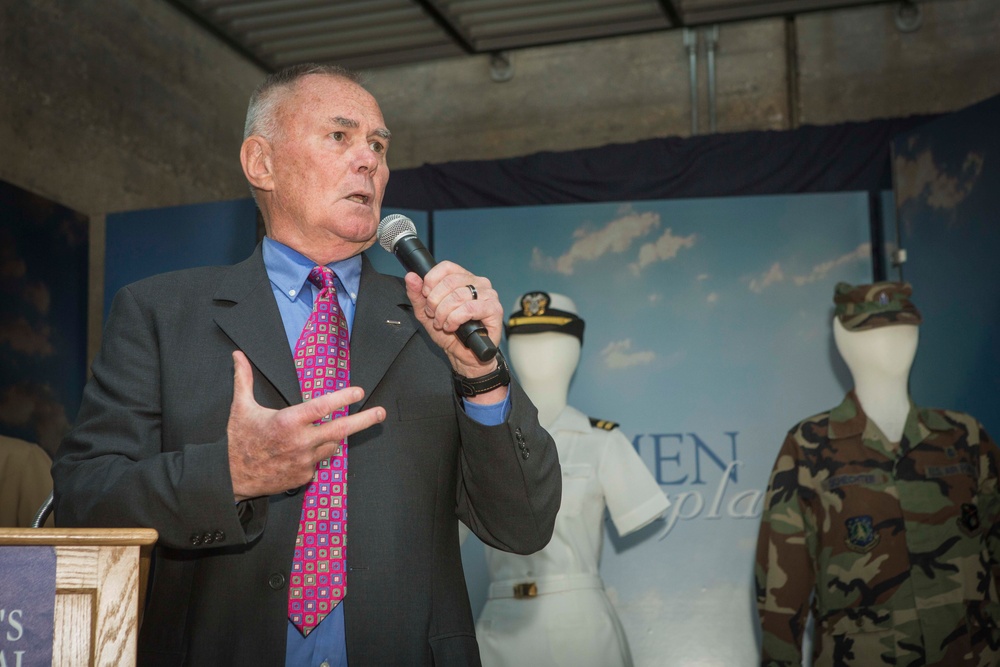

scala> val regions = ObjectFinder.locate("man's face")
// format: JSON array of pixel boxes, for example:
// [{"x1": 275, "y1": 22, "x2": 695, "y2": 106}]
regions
[{"x1": 264, "y1": 74, "x2": 390, "y2": 259}]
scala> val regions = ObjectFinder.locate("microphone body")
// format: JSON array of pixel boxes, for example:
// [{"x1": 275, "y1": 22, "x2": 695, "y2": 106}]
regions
[
  {"x1": 391, "y1": 234, "x2": 437, "y2": 279},
  {"x1": 378, "y1": 215, "x2": 498, "y2": 362}
]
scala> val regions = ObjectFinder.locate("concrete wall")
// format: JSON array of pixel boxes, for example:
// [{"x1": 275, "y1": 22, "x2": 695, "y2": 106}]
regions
[
  {"x1": 364, "y1": 18, "x2": 792, "y2": 167},
  {"x1": 1, "y1": 0, "x2": 265, "y2": 219},
  {"x1": 796, "y1": 0, "x2": 1000, "y2": 124}
]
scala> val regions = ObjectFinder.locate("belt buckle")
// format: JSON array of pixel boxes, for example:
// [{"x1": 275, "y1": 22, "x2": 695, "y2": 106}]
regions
[{"x1": 513, "y1": 582, "x2": 537, "y2": 599}]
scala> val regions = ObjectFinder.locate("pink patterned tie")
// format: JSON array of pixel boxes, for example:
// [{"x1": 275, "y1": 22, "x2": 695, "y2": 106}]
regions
[{"x1": 288, "y1": 266, "x2": 350, "y2": 636}]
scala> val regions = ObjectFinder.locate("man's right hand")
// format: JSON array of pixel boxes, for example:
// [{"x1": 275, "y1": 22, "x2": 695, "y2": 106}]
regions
[{"x1": 226, "y1": 350, "x2": 386, "y2": 501}]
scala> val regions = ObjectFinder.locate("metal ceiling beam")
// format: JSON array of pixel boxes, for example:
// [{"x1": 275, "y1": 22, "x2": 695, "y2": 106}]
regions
[
  {"x1": 682, "y1": 0, "x2": 897, "y2": 26},
  {"x1": 274, "y1": 41, "x2": 463, "y2": 68},
  {"x1": 242, "y1": 7, "x2": 424, "y2": 45},
  {"x1": 459, "y1": 0, "x2": 647, "y2": 23},
  {"x1": 415, "y1": 0, "x2": 477, "y2": 54},
  {"x1": 226, "y1": 1, "x2": 406, "y2": 33},
  {"x1": 656, "y1": 0, "x2": 684, "y2": 27},
  {"x1": 451, "y1": 0, "x2": 618, "y2": 11},
  {"x1": 165, "y1": 0, "x2": 276, "y2": 71},
  {"x1": 207, "y1": 0, "x2": 335, "y2": 18},
  {"x1": 473, "y1": 19, "x2": 673, "y2": 52},
  {"x1": 468, "y1": 7, "x2": 664, "y2": 38},
  {"x1": 210, "y1": 0, "x2": 353, "y2": 20},
  {"x1": 465, "y1": 2, "x2": 670, "y2": 32},
  {"x1": 257, "y1": 24, "x2": 449, "y2": 55}
]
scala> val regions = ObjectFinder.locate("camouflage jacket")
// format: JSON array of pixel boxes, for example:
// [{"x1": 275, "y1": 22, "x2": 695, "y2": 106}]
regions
[{"x1": 755, "y1": 392, "x2": 1000, "y2": 666}]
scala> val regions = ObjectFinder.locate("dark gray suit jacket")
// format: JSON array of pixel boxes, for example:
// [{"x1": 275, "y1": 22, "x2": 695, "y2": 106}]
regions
[{"x1": 53, "y1": 246, "x2": 561, "y2": 666}]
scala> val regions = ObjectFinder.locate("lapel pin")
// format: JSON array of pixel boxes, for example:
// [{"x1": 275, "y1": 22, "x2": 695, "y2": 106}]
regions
[{"x1": 386, "y1": 320, "x2": 401, "y2": 325}]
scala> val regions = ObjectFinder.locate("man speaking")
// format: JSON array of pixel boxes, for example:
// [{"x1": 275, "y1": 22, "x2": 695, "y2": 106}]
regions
[{"x1": 52, "y1": 63, "x2": 560, "y2": 667}]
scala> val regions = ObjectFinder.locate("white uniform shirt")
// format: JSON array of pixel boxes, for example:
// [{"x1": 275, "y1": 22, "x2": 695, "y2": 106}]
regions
[{"x1": 477, "y1": 405, "x2": 669, "y2": 667}]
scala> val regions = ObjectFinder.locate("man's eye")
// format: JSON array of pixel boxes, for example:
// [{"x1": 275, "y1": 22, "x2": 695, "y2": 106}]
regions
[
  {"x1": 331, "y1": 131, "x2": 345, "y2": 141},
  {"x1": 370, "y1": 141, "x2": 385, "y2": 154}
]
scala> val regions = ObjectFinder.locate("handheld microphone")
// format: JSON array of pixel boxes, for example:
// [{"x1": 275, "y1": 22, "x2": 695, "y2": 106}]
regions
[{"x1": 377, "y1": 214, "x2": 498, "y2": 362}]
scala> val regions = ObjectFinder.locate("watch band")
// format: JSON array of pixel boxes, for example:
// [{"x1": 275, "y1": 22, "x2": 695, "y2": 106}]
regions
[{"x1": 453, "y1": 350, "x2": 511, "y2": 397}]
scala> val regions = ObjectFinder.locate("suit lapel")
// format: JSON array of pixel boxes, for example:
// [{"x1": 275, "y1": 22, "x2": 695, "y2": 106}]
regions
[
  {"x1": 350, "y1": 255, "x2": 419, "y2": 411},
  {"x1": 213, "y1": 245, "x2": 301, "y2": 407}
]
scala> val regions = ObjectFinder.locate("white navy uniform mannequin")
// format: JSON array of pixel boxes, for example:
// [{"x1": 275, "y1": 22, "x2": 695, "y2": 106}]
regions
[
  {"x1": 475, "y1": 291, "x2": 669, "y2": 667},
  {"x1": 832, "y1": 316, "x2": 918, "y2": 444}
]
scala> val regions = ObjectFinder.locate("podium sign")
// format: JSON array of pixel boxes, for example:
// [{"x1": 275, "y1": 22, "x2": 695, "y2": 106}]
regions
[{"x1": 0, "y1": 546, "x2": 56, "y2": 667}]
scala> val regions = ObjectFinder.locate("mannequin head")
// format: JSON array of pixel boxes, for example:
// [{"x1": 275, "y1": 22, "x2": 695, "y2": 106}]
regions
[
  {"x1": 833, "y1": 317, "x2": 919, "y2": 383},
  {"x1": 831, "y1": 280, "x2": 922, "y2": 384},
  {"x1": 505, "y1": 291, "x2": 584, "y2": 427},
  {"x1": 830, "y1": 281, "x2": 922, "y2": 442},
  {"x1": 508, "y1": 331, "x2": 581, "y2": 389}
]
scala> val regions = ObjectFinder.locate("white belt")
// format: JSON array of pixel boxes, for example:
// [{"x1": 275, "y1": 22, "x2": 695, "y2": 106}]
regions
[{"x1": 487, "y1": 573, "x2": 604, "y2": 600}]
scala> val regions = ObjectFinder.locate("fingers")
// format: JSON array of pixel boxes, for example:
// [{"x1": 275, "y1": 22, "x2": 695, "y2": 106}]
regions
[
  {"x1": 295, "y1": 385, "x2": 366, "y2": 425},
  {"x1": 312, "y1": 406, "x2": 387, "y2": 459},
  {"x1": 291, "y1": 386, "x2": 387, "y2": 448},
  {"x1": 419, "y1": 262, "x2": 500, "y2": 334}
]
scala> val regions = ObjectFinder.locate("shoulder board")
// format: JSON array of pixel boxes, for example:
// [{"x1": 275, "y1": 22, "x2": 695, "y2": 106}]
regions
[{"x1": 589, "y1": 417, "x2": 619, "y2": 431}]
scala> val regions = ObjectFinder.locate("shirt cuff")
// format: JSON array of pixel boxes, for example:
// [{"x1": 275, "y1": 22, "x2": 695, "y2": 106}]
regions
[{"x1": 461, "y1": 392, "x2": 511, "y2": 426}]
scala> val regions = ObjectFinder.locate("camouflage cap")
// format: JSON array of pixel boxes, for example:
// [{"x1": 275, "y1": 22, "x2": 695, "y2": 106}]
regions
[
  {"x1": 505, "y1": 291, "x2": 585, "y2": 343},
  {"x1": 833, "y1": 281, "x2": 922, "y2": 331}
]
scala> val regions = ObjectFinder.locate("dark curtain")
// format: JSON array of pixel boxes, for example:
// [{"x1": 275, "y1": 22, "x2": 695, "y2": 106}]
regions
[{"x1": 383, "y1": 116, "x2": 936, "y2": 210}]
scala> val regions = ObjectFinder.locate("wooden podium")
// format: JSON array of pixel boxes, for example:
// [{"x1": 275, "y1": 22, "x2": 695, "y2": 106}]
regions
[{"x1": 0, "y1": 527, "x2": 158, "y2": 666}]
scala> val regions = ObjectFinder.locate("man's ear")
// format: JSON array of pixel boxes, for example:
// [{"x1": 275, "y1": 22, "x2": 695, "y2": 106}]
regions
[{"x1": 241, "y1": 136, "x2": 274, "y2": 192}]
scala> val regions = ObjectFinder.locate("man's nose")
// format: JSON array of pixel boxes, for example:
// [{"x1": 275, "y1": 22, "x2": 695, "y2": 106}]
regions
[{"x1": 355, "y1": 144, "x2": 378, "y2": 174}]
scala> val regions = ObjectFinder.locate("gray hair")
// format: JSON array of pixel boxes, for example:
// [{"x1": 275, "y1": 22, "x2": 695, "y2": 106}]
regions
[{"x1": 243, "y1": 63, "x2": 363, "y2": 142}]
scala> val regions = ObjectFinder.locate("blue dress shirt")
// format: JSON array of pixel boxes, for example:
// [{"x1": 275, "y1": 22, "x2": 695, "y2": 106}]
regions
[{"x1": 262, "y1": 237, "x2": 508, "y2": 667}]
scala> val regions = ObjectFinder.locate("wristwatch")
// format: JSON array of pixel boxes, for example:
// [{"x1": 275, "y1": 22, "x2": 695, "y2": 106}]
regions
[{"x1": 453, "y1": 350, "x2": 511, "y2": 397}]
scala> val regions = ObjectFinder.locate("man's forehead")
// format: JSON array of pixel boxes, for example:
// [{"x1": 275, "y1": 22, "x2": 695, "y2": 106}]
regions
[
  {"x1": 288, "y1": 75, "x2": 371, "y2": 106},
  {"x1": 272, "y1": 79, "x2": 383, "y2": 135}
]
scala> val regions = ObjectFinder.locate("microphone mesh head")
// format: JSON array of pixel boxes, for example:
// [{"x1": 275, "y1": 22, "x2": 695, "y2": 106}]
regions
[{"x1": 377, "y1": 214, "x2": 416, "y2": 253}]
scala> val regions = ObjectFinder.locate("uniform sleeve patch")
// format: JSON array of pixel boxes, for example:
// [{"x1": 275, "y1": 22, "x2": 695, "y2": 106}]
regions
[{"x1": 845, "y1": 515, "x2": 880, "y2": 553}]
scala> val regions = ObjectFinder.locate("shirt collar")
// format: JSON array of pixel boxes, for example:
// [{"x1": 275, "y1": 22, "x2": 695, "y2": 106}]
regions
[
  {"x1": 262, "y1": 236, "x2": 361, "y2": 305},
  {"x1": 827, "y1": 390, "x2": 949, "y2": 443}
]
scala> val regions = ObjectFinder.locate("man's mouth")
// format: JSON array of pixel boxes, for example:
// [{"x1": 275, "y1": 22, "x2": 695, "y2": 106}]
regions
[{"x1": 347, "y1": 193, "x2": 370, "y2": 205}]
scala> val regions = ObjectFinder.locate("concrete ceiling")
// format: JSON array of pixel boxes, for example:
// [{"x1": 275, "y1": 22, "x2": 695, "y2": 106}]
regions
[{"x1": 170, "y1": 0, "x2": 913, "y2": 71}]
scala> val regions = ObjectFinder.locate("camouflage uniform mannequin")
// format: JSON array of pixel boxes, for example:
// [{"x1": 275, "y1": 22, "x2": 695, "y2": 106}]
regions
[{"x1": 756, "y1": 282, "x2": 1000, "y2": 666}]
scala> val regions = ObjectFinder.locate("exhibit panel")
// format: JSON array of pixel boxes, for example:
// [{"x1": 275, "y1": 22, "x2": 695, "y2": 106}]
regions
[
  {"x1": 104, "y1": 198, "x2": 260, "y2": 321},
  {"x1": 0, "y1": 180, "x2": 89, "y2": 456},
  {"x1": 892, "y1": 94, "x2": 1000, "y2": 435},
  {"x1": 436, "y1": 192, "x2": 874, "y2": 666}
]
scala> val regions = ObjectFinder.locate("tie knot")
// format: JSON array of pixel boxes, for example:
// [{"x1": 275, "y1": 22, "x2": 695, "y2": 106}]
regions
[{"x1": 308, "y1": 266, "x2": 336, "y2": 292}]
